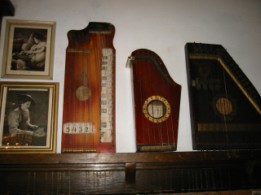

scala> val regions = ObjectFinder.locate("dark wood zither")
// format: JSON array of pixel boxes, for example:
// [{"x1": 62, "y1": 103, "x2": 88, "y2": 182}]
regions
[{"x1": 185, "y1": 43, "x2": 261, "y2": 150}]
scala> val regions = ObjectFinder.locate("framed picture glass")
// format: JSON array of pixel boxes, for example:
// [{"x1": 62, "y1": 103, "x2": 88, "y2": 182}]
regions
[
  {"x1": 0, "y1": 82, "x2": 59, "y2": 153},
  {"x1": 1, "y1": 19, "x2": 55, "y2": 79}
]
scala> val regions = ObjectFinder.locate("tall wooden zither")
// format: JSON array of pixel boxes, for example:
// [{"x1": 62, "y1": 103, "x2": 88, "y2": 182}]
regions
[
  {"x1": 128, "y1": 49, "x2": 181, "y2": 152},
  {"x1": 62, "y1": 22, "x2": 115, "y2": 153}
]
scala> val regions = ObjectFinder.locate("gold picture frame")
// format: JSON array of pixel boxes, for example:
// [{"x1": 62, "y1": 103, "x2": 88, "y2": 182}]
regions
[
  {"x1": 1, "y1": 19, "x2": 55, "y2": 79},
  {"x1": 0, "y1": 82, "x2": 59, "y2": 153}
]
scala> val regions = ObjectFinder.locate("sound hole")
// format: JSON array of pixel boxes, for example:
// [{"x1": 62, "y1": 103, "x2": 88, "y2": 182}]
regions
[
  {"x1": 143, "y1": 96, "x2": 171, "y2": 123},
  {"x1": 75, "y1": 85, "x2": 91, "y2": 101},
  {"x1": 215, "y1": 97, "x2": 233, "y2": 115},
  {"x1": 147, "y1": 100, "x2": 166, "y2": 119}
]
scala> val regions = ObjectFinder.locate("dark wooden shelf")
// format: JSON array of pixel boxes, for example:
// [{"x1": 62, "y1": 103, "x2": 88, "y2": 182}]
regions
[{"x1": 1, "y1": 150, "x2": 261, "y2": 194}]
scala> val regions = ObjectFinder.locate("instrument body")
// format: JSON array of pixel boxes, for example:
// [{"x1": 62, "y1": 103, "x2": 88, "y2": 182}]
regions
[
  {"x1": 130, "y1": 49, "x2": 181, "y2": 152},
  {"x1": 185, "y1": 43, "x2": 261, "y2": 150},
  {"x1": 62, "y1": 22, "x2": 115, "y2": 153}
]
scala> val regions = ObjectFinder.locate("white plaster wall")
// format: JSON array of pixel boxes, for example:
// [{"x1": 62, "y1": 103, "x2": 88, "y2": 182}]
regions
[{"x1": 0, "y1": 0, "x2": 260, "y2": 153}]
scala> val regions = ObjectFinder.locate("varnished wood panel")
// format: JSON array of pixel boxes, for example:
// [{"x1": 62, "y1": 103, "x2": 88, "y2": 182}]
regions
[
  {"x1": 177, "y1": 190, "x2": 253, "y2": 195},
  {"x1": 0, "y1": 151, "x2": 260, "y2": 194},
  {"x1": 62, "y1": 22, "x2": 116, "y2": 153},
  {"x1": 185, "y1": 43, "x2": 261, "y2": 150},
  {"x1": 130, "y1": 49, "x2": 181, "y2": 152}
]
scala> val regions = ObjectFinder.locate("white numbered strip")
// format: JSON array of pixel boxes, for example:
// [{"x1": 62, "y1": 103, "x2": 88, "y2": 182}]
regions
[
  {"x1": 63, "y1": 122, "x2": 95, "y2": 134},
  {"x1": 100, "y1": 48, "x2": 113, "y2": 143}
]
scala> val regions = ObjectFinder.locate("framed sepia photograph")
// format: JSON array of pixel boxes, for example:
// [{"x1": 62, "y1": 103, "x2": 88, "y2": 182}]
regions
[
  {"x1": 0, "y1": 82, "x2": 59, "y2": 153},
  {"x1": 1, "y1": 19, "x2": 56, "y2": 79}
]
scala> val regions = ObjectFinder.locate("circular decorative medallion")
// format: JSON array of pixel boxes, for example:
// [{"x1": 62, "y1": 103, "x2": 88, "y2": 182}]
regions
[{"x1": 143, "y1": 95, "x2": 171, "y2": 123}]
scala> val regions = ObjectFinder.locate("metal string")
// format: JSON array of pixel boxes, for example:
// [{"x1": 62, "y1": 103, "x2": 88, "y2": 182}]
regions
[{"x1": 221, "y1": 67, "x2": 229, "y2": 145}]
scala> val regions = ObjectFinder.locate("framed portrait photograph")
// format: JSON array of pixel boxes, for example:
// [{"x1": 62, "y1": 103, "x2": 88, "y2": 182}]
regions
[
  {"x1": 0, "y1": 82, "x2": 59, "y2": 153},
  {"x1": 1, "y1": 19, "x2": 56, "y2": 79}
]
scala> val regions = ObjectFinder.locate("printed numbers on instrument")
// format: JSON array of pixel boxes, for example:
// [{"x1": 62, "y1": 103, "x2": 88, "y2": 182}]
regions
[{"x1": 63, "y1": 122, "x2": 95, "y2": 134}]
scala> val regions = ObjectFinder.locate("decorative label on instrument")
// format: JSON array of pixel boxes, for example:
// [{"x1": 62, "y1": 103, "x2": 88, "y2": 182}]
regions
[
  {"x1": 100, "y1": 48, "x2": 113, "y2": 143},
  {"x1": 63, "y1": 122, "x2": 95, "y2": 134}
]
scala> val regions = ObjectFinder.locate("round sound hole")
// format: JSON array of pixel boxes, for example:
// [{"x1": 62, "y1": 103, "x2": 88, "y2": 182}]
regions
[
  {"x1": 215, "y1": 97, "x2": 233, "y2": 116},
  {"x1": 147, "y1": 100, "x2": 166, "y2": 119},
  {"x1": 76, "y1": 85, "x2": 91, "y2": 101},
  {"x1": 143, "y1": 96, "x2": 171, "y2": 123}
]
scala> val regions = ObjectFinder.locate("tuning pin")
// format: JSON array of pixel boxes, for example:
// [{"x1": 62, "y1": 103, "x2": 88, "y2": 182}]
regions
[{"x1": 126, "y1": 56, "x2": 135, "y2": 67}]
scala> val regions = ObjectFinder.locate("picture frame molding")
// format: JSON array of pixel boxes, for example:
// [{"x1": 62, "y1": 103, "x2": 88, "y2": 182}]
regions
[
  {"x1": 1, "y1": 19, "x2": 56, "y2": 79},
  {"x1": 0, "y1": 81, "x2": 59, "y2": 153}
]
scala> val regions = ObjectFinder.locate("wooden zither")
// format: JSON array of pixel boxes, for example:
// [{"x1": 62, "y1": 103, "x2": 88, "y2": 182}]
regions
[
  {"x1": 185, "y1": 43, "x2": 261, "y2": 150},
  {"x1": 128, "y1": 49, "x2": 181, "y2": 152},
  {"x1": 62, "y1": 22, "x2": 115, "y2": 153}
]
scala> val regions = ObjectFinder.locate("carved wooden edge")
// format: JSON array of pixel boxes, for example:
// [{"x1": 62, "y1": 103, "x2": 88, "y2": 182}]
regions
[
  {"x1": 0, "y1": 150, "x2": 260, "y2": 166},
  {"x1": 0, "y1": 151, "x2": 260, "y2": 193}
]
